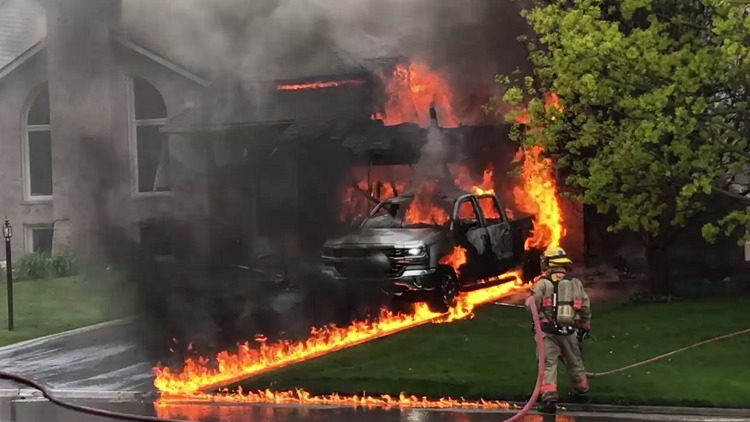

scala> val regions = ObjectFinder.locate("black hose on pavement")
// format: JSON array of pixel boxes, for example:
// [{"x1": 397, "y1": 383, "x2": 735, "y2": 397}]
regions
[{"x1": 0, "y1": 370, "x2": 183, "y2": 422}]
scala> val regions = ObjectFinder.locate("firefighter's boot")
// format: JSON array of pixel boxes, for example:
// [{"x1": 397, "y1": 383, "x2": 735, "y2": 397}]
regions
[
  {"x1": 572, "y1": 391, "x2": 591, "y2": 404},
  {"x1": 539, "y1": 400, "x2": 558, "y2": 414}
]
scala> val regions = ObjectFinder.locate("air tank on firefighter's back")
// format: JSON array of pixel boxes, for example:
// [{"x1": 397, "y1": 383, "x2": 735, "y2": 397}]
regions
[{"x1": 556, "y1": 278, "x2": 576, "y2": 327}]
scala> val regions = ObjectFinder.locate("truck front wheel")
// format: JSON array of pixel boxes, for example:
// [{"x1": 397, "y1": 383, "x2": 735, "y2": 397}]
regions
[{"x1": 427, "y1": 267, "x2": 459, "y2": 314}]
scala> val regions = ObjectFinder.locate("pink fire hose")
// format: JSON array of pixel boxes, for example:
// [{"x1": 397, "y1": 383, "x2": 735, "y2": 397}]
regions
[{"x1": 496, "y1": 296, "x2": 545, "y2": 422}]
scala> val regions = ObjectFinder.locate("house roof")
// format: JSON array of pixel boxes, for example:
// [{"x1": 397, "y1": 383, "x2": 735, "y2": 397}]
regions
[
  {"x1": 0, "y1": 0, "x2": 211, "y2": 85},
  {"x1": 0, "y1": 0, "x2": 390, "y2": 86},
  {"x1": 0, "y1": 0, "x2": 45, "y2": 71}
]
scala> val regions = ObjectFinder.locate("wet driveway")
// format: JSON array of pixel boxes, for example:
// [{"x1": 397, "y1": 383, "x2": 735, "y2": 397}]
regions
[{"x1": 2, "y1": 399, "x2": 749, "y2": 422}]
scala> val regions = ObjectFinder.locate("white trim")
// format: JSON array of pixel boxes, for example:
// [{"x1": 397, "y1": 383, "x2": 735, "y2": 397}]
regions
[
  {"x1": 21, "y1": 84, "x2": 53, "y2": 202},
  {"x1": 117, "y1": 37, "x2": 210, "y2": 87},
  {"x1": 126, "y1": 76, "x2": 172, "y2": 197},
  {"x1": 0, "y1": 40, "x2": 45, "y2": 82}
]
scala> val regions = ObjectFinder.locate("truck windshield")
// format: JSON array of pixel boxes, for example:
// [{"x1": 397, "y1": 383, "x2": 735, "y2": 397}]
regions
[{"x1": 361, "y1": 200, "x2": 451, "y2": 229}]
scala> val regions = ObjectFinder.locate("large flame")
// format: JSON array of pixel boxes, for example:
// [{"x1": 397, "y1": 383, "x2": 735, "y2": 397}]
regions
[
  {"x1": 439, "y1": 246, "x2": 468, "y2": 276},
  {"x1": 452, "y1": 165, "x2": 502, "y2": 219},
  {"x1": 404, "y1": 183, "x2": 450, "y2": 225},
  {"x1": 373, "y1": 61, "x2": 460, "y2": 128},
  {"x1": 513, "y1": 146, "x2": 564, "y2": 250},
  {"x1": 154, "y1": 271, "x2": 524, "y2": 396},
  {"x1": 513, "y1": 93, "x2": 565, "y2": 250}
]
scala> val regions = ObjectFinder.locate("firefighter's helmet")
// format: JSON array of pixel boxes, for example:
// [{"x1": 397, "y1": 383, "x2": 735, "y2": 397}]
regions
[{"x1": 545, "y1": 246, "x2": 572, "y2": 266}]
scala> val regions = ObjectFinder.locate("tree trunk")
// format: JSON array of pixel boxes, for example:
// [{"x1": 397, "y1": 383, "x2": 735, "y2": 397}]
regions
[{"x1": 645, "y1": 240, "x2": 672, "y2": 295}]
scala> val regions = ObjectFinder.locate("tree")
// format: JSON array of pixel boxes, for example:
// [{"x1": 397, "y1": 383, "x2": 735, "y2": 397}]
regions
[{"x1": 500, "y1": 0, "x2": 750, "y2": 293}]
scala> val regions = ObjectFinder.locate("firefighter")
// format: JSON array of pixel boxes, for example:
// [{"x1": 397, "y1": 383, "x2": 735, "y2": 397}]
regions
[{"x1": 528, "y1": 246, "x2": 591, "y2": 412}]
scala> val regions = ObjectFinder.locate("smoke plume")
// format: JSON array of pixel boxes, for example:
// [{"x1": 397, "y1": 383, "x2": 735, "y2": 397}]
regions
[
  {"x1": 122, "y1": 0, "x2": 531, "y2": 90},
  {"x1": 57, "y1": 0, "x2": 535, "y2": 365}
]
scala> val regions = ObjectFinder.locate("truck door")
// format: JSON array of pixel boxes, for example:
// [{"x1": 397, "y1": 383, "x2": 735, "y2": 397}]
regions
[
  {"x1": 452, "y1": 196, "x2": 491, "y2": 282},
  {"x1": 478, "y1": 195, "x2": 514, "y2": 263}
]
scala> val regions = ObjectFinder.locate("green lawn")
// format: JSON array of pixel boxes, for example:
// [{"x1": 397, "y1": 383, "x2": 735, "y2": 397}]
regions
[
  {"x1": 236, "y1": 296, "x2": 750, "y2": 408},
  {"x1": 0, "y1": 277, "x2": 125, "y2": 347}
]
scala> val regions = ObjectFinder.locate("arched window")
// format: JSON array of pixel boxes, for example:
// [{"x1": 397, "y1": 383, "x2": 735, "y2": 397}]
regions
[
  {"x1": 24, "y1": 83, "x2": 53, "y2": 199},
  {"x1": 129, "y1": 77, "x2": 170, "y2": 193}
]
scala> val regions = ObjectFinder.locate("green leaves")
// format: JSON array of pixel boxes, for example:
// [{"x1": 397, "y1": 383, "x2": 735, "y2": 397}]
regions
[{"x1": 502, "y1": 0, "x2": 750, "y2": 243}]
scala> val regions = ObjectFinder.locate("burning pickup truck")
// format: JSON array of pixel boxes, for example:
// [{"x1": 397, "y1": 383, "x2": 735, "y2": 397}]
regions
[{"x1": 322, "y1": 184, "x2": 541, "y2": 313}]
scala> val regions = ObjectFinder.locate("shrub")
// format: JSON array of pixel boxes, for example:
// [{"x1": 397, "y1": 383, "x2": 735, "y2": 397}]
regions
[
  {"x1": 16, "y1": 251, "x2": 51, "y2": 280},
  {"x1": 14, "y1": 251, "x2": 79, "y2": 280},
  {"x1": 49, "y1": 252, "x2": 78, "y2": 278}
]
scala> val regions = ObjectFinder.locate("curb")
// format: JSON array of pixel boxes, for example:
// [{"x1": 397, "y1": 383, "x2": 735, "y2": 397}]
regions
[
  {"x1": 0, "y1": 317, "x2": 136, "y2": 353},
  {"x1": 560, "y1": 403, "x2": 750, "y2": 418}
]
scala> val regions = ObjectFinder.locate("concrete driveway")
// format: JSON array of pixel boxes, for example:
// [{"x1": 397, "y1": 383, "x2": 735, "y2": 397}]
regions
[{"x1": 0, "y1": 319, "x2": 154, "y2": 393}]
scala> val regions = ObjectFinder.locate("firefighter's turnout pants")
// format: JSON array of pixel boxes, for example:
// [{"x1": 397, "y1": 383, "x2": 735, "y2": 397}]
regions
[{"x1": 537, "y1": 332, "x2": 588, "y2": 402}]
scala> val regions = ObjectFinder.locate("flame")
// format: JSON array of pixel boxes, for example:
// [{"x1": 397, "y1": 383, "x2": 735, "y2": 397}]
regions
[
  {"x1": 513, "y1": 146, "x2": 565, "y2": 250},
  {"x1": 277, "y1": 80, "x2": 365, "y2": 91},
  {"x1": 512, "y1": 93, "x2": 565, "y2": 251},
  {"x1": 374, "y1": 61, "x2": 460, "y2": 128},
  {"x1": 153, "y1": 271, "x2": 525, "y2": 396},
  {"x1": 439, "y1": 246, "x2": 468, "y2": 276},
  {"x1": 155, "y1": 390, "x2": 519, "y2": 417},
  {"x1": 404, "y1": 183, "x2": 450, "y2": 225},
  {"x1": 451, "y1": 165, "x2": 500, "y2": 219},
  {"x1": 340, "y1": 179, "x2": 406, "y2": 222},
  {"x1": 153, "y1": 91, "x2": 570, "y2": 406}
]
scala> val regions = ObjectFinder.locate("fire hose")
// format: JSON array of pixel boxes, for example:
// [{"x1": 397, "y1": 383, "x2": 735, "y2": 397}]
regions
[
  {"x1": 0, "y1": 298, "x2": 547, "y2": 422},
  {"x1": 0, "y1": 370, "x2": 185, "y2": 422},
  {"x1": 586, "y1": 326, "x2": 750, "y2": 377}
]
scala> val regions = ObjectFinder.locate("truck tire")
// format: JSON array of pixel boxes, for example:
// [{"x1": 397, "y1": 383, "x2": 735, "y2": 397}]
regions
[{"x1": 427, "y1": 267, "x2": 459, "y2": 314}]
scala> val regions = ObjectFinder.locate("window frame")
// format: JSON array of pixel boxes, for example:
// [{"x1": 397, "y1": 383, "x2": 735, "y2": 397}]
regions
[
  {"x1": 22, "y1": 83, "x2": 53, "y2": 202},
  {"x1": 126, "y1": 76, "x2": 171, "y2": 197},
  {"x1": 24, "y1": 224, "x2": 55, "y2": 255}
]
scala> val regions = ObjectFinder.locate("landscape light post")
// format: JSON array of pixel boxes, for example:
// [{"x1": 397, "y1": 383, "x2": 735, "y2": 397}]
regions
[{"x1": 3, "y1": 218, "x2": 13, "y2": 331}]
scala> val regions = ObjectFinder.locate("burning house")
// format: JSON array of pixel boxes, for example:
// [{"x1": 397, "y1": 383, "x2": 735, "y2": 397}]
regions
[
  {"x1": 158, "y1": 57, "x2": 585, "y2": 280},
  {"x1": 2, "y1": 0, "x2": 580, "y2": 267}
]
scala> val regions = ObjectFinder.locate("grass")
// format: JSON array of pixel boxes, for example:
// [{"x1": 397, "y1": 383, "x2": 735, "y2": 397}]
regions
[
  {"x1": 0, "y1": 277, "x2": 127, "y2": 347},
  {"x1": 236, "y1": 296, "x2": 750, "y2": 408}
]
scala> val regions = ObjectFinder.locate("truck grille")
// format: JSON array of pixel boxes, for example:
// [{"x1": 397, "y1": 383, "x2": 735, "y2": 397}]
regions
[
  {"x1": 330, "y1": 248, "x2": 373, "y2": 258},
  {"x1": 325, "y1": 247, "x2": 406, "y2": 278},
  {"x1": 333, "y1": 262, "x2": 405, "y2": 278}
]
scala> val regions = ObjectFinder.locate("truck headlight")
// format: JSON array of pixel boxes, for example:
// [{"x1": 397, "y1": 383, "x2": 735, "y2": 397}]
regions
[{"x1": 406, "y1": 247, "x2": 425, "y2": 257}]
